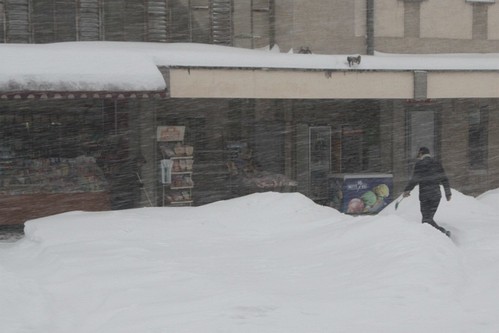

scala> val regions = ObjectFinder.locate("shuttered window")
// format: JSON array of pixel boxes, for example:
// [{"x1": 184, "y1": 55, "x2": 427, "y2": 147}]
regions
[
  {"x1": 1, "y1": 1, "x2": 5, "y2": 42},
  {"x1": 210, "y1": 0, "x2": 232, "y2": 45},
  {"x1": 102, "y1": 0, "x2": 145, "y2": 41},
  {"x1": 148, "y1": 0, "x2": 233, "y2": 45},
  {"x1": 147, "y1": 0, "x2": 233, "y2": 45},
  {"x1": 233, "y1": 0, "x2": 274, "y2": 49},
  {"x1": 124, "y1": 0, "x2": 145, "y2": 41},
  {"x1": 5, "y1": 0, "x2": 100, "y2": 43},
  {"x1": 251, "y1": 0, "x2": 272, "y2": 48},
  {"x1": 4, "y1": 0, "x2": 31, "y2": 43},
  {"x1": 0, "y1": 0, "x2": 252, "y2": 46},
  {"x1": 147, "y1": 0, "x2": 168, "y2": 42},
  {"x1": 32, "y1": 0, "x2": 77, "y2": 43},
  {"x1": 188, "y1": 0, "x2": 210, "y2": 43},
  {"x1": 78, "y1": 0, "x2": 101, "y2": 41}
]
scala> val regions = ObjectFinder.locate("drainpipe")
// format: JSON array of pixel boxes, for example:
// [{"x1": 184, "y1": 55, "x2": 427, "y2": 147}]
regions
[
  {"x1": 366, "y1": 0, "x2": 374, "y2": 55},
  {"x1": 1, "y1": 4, "x2": 5, "y2": 43}
]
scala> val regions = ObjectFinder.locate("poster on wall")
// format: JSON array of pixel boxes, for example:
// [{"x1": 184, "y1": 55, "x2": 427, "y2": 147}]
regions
[
  {"x1": 160, "y1": 159, "x2": 173, "y2": 184},
  {"x1": 329, "y1": 173, "x2": 393, "y2": 214}
]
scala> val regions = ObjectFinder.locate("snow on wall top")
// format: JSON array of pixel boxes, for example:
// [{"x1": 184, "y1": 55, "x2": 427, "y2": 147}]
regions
[{"x1": 1, "y1": 41, "x2": 499, "y2": 92}]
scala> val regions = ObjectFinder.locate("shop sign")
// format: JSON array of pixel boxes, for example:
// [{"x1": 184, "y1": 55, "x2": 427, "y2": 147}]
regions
[{"x1": 157, "y1": 126, "x2": 185, "y2": 142}]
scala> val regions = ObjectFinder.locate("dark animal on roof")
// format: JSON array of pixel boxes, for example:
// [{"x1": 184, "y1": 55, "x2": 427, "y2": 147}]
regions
[{"x1": 347, "y1": 55, "x2": 361, "y2": 67}]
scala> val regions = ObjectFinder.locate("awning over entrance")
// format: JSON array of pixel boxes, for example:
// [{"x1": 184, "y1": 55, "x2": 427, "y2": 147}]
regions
[
  {"x1": 168, "y1": 67, "x2": 499, "y2": 100},
  {"x1": 169, "y1": 68, "x2": 414, "y2": 99}
]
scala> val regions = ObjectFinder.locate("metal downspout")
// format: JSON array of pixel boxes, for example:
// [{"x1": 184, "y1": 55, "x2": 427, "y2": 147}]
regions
[{"x1": 366, "y1": 0, "x2": 374, "y2": 55}]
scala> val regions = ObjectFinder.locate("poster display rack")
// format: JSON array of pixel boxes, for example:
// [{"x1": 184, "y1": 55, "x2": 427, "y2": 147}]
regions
[{"x1": 157, "y1": 126, "x2": 194, "y2": 206}]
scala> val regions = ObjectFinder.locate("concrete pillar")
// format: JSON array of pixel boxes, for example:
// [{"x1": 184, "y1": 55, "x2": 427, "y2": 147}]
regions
[
  {"x1": 414, "y1": 71, "x2": 427, "y2": 101},
  {"x1": 283, "y1": 100, "x2": 294, "y2": 179},
  {"x1": 379, "y1": 100, "x2": 394, "y2": 173},
  {"x1": 137, "y1": 99, "x2": 158, "y2": 207},
  {"x1": 487, "y1": 99, "x2": 499, "y2": 190},
  {"x1": 391, "y1": 100, "x2": 407, "y2": 195}
]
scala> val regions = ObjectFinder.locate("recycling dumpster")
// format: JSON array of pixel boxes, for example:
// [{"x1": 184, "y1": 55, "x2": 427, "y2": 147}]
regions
[{"x1": 328, "y1": 173, "x2": 393, "y2": 214}]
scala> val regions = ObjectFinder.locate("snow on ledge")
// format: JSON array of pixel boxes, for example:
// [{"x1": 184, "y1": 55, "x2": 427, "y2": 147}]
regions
[{"x1": 1, "y1": 42, "x2": 499, "y2": 93}]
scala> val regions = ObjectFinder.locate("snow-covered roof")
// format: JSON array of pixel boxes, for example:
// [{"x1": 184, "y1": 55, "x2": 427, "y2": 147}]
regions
[{"x1": 1, "y1": 41, "x2": 499, "y2": 93}]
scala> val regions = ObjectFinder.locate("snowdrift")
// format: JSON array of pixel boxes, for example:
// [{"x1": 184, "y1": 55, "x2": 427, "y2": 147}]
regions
[{"x1": 1, "y1": 190, "x2": 499, "y2": 332}]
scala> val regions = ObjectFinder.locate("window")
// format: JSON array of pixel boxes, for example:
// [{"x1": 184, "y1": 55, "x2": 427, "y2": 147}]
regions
[
  {"x1": 4, "y1": 0, "x2": 31, "y2": 43},
  {"x1": 103, "y1": 0, "x2": 146, "y2": 41},
  {"x1": 469, "y1": 106, "x2": 488, "y2": 170},
  {"x1": 78, "y1": 0, "x2": 102, "y2": 41},
  {"x1": 0, "y1": 2, "x2": 5, "y2": 42},
  {"x1": 210, "y1": 0, "x2": 233, "y2": 45},
  {"x1": 32, "y1": 0, "x2": 77, "y2": 43},
  {"x1": 233, "y1": 0, "x2": 274, "y2": 49}
]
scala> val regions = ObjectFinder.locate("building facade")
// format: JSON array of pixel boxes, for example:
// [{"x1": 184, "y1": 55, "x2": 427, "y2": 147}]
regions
[
  {"x1": 1, "y1": 0, "x2": 499, "y2": 223},
  {"x1": 3, "y1": 1, "x2": 498, "y2": 52}
]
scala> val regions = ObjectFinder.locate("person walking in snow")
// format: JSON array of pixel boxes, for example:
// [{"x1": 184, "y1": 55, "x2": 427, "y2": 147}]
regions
[{"x1": 403, "y1": 147, "x2": 452, "y2": 236}]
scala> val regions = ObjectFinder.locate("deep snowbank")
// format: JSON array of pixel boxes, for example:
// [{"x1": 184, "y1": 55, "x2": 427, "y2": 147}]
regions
[
  {"x1": 477, "y1": 188, "x2": 499, "y2": 212},
  {"x1": 23, "y1": 192, "x2": 341, "y2": 246},
  {"x1": 1, "y1": 190, "x2": 499, "y2": 332}
]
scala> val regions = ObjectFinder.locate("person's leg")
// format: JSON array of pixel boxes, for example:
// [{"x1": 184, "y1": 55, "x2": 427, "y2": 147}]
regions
[{"x1": 421, "y1": 198, "x2": 448, "y2": 234}]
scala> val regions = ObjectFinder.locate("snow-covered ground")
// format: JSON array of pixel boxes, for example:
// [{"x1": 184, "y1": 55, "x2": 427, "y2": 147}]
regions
[
  {"x1": 1, "y1": 187, "x2": 499, "y2": 332},
  {"x1": 2, "y1": 42, "x2": 499, "y2": 92}
]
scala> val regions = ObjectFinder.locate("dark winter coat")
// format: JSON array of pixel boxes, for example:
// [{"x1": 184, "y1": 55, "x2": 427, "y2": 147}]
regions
[{"x1": 404, "y1": 155, "x2": 451, "y2": 202}]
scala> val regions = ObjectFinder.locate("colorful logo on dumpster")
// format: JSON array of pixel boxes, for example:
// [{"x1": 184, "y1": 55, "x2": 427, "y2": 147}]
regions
[{"x1": 346, "y1": 181, "x2": 368, "y2": 192}]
